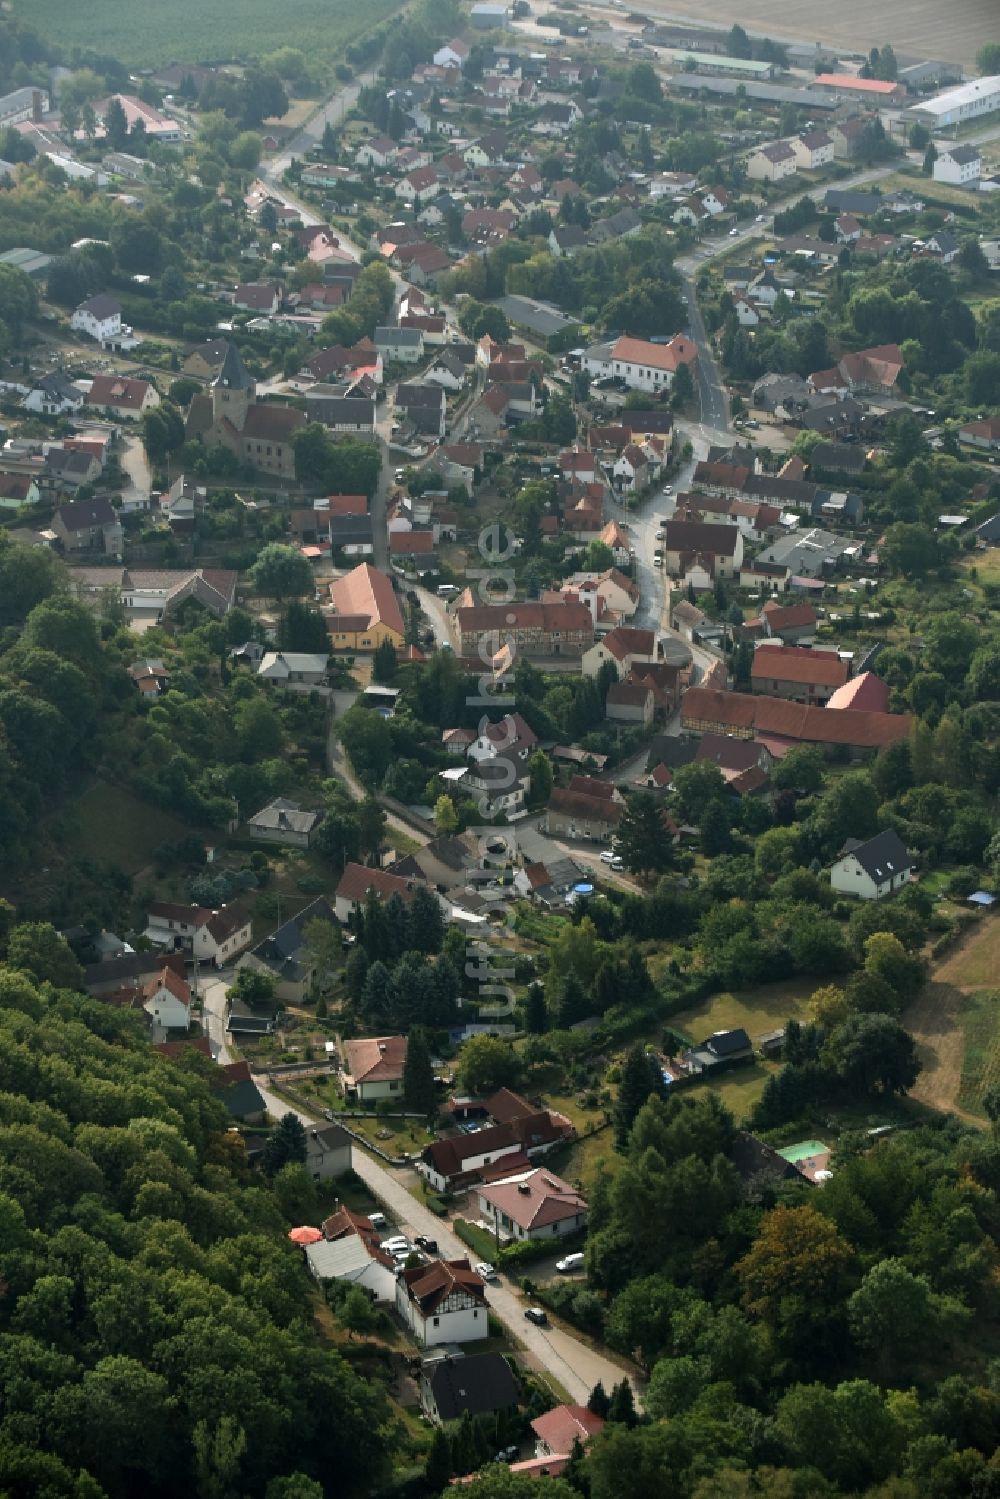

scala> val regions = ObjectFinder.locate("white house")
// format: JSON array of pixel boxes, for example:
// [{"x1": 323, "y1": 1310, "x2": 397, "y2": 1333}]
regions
[
  {"x1": 933, "y1": 144, "x2": 982, "y2": 187},
  {"x1": 612, "y1": 443, "x2": 651, "y2": 495},
  {"x1": 306, "y1": 1234, "x2": 396, "y2": 1299},
  {"x1": 649, "y1": 170, "x2": 698, "y2": 199},
  {"x1": 340, "y1": 1035, "x2": 408, "y2": 1102},
  {"x1": 355, "y1": 135, "x2": 398, "y2": 169},
  {"x1": 142, "y1": 965, "x2": 191, "y2": 1034},
  {"x1": 396, "y1": 1259, "x2": 488, "y2": 1347},
  {"x1": 746, "y1": 142, "x2": 797, "y2": 183},
  {"x1": 732, "y1": 295, "x2": 760, "y2": 328},
  {"x1": 791, "y1": 130, "x2": 835, "y2": 171},
  {"x1": 303, "y1": 1123, "x2": 353, "y2": 1182},
  {"x1": 374, "y1": 326, "x2": 424, "y2": 363},
  {"x1": 830, "y1": 829, "x2": 914, "y2": 901},
  {"x1": 23, "y1": 370, "x2": 84, "y2": 416},
  {"x1": 434, "y1": 39, "x2": 470, "y2": 67},
  {"x1": 246, "y1": 797, "x2": 320, "y2": 849},
  {"x1": 256, "y1": 651, "x2": 330, "y2": 686},
  {"x1": 144, "y1": 901, "x2": 253, "y2": 966},
  {"x1": 71, "y1": 293, "x2": 132, "y2": 347},
  {"x1": 584, "y1": 333, "x2": 698, "y2": 395},
  {"x1": 476, "y1": 1166, "x2": 587, "y2": 1244}
]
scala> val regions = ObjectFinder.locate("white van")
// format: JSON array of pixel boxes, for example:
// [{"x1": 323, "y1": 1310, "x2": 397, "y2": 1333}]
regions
[
  {"x1": 556, "y1": 1252, "x2": 586, "y2": 1274},
  {"x1": 599, "y1": 849, "x2": 623, "y2": 869}
]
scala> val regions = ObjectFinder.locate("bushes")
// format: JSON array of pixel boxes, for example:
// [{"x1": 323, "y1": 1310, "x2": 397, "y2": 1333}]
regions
[{"x1": 454, "y1": 1218, "x2": 498, "y2": 1262}]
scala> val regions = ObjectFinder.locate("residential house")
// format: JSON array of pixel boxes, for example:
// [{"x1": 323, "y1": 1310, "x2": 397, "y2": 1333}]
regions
[
  {"x1": 683, "y1": 1027, "x2": 754, "y2": 1074},
  {"x1": 71, "y1": 294, "x2": 133, "y2": 347},
  {"x1": 695, "y1": 734, "x2": 772, "y2": 794},
  {"x1": 611, "y1": 443, "x2": 653, "y2": 495},
  {"x1": 746, "y1": 142, "x2": 797, "y2": 182},
  {"x1": 732, "y1": 295, "x2": 760, "y2": 328},
  {"x1": 305, "y1": 392, "x2": 377, "y2": 436},
  {"x1": 256, "y1": 652, "x2": 329, "y2": 689},
  {"x1": 582, "y1": 624, "x2": 656, "y2": 678},
  {"x1": 326, "y1": 562, "x2": 405, "y2": 651},
  {"x1": 548, "y1": 225, "x2": 589, "y2": 257},
  {"x1": 671, "y1": 599, "x2": 706, "y2": 642},
  {"x1": 329, "y1": 511, "x2": 375, "y2": 556},
  {"x1": 424, "y1": 349, "x2": 468, "y2": 391},
  {"x1": 142, "y1": 965, "x2": 191, "y2": 1038},
  {"x1": 926, "y1": 228, "x2": 960, "y2": 263},
  {"x1": 590, "y1": 206, "x2": 643, "y2": 243},
  {"x1": 438, "y1": 443, "x2": 482, "y2": 491},
  {"x1": 434, "y1": 38, "x2": 471, "y2": 67},
  {"x1": 86, "y1": 374, "x2": 159, "y2": 419},
  {"x1": 960, "y1": 417, "x2": 1000, "y2": 452},
  {"x1": 396, "y1": 1259, "x2": 488, "y2": 1348},
  {"x1": 50, "y1": 495, "x2": 122, "y2": 555},
  {"x1": 395, "y1": 165, "x2": 440, "y2": 204},
  {"x1": 128, "y1": 658, "x2": 170, "y2": 697},
  {"x1": 661, "y1": 518, "x2": 743, "y2": 580},
  {"x1": 419, "y1": 1109, "x2": 572, "y2": 1193},
  {"x1": 390, "y1": 832, "x2": 483, "y2": 893},
  {"x1": 932, "y1": 144, "x2": 982, "y2": 187},
  {"x1": 606, "y1": 678, "x2": 655, "y2": 725},
  {"x1": 246, "y1": 797, "x2": 320, "y2": 849},
  {"x1": 829, "y1": 117, "x2": 868, "y2": 160},
  {"x1": 355, "y1": 135, "x2": 399, "y2": 169},
  {"x1": 237, "y1": 895, "x2": 338, "y2": 1003},
  {"x1": 69, "y1": 566, "x2": 238, "y2": 627},
  {"x1": 750, "y1": 643, "x2": 849, "y2": 705},
  {"x1": 476, "y1": 1165, "x2": 587, "y2": 1244},
  {"x1": 830, "y1": 829, "x2": 914, "y2": 901},
  {"x1": 23, "y1": 370, "x2": 84, "y2": 416},
  {"x1": 791, "y1": 130, "x2": 835, "y2": 170},
  {"x1": 212, "y1": 1059, "x2": 266, "y2": 1123},
  {"x1": 307, "y1": 1208, "x2": 395, "y2": 1299},
  {"x1": 649, "y1": 169, "x2": 698, "y2": 199},
  {"x1": 420, "y1": 1352, "x2": 520, "y2": 1425},
  {"x1": 159, "y1": 474, "x2": 205, "y2": 530},
  {"x1": 457, "y1": 599, "x2": 594, "y2": 660},
  {"x1": 144, "y1": 901, "x2": 252, "y2": 967},
  {"x1": 233, "y1": 281, "x2": 282, "y2": 315},
  {"x1": 396, "y1": 381, "x2": 447, "y2": 438},
  {"x1": 333, "y1": 862, "x2": 423, "y2": 923},
  {"x1": 584, "y1": 333, "x2": 697, "y2": 394},
  {"x1": 756, "y1": 600, "x2": 818, "y2": 644},
  {"x1": 532, "y1": 1407, "x2": 605, "y2": 1461},
  {"x1": 374, "y1": 326, "x2": 424, "y2": 364},
  {"x1": 467, "y1": 711, "x2": 538, "y2": 764},
  {"x1": 340, "y1": 1035, "x2": 408, "y2": 1103},
  {"x1": 810, "y1": 344, "x2": 904, "y2": 398},
  {"x1": 544, "y1": 782, "x2": 622, "y2": 841}
]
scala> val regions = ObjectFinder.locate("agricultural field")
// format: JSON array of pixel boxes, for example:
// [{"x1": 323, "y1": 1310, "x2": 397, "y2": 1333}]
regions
[
  {"x1": 638, "y1": 0, "x2": 997, "y2": 68},
  {"x1": 906, "y1": 919, "x2": 1000, "y2": 1123},
  {"x1": 16, "y1": 0, "x2": 404, "y2": 68}
]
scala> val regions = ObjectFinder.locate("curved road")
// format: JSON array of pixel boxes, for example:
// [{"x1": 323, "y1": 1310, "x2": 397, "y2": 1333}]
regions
[{"x1": 201, "y1": 977, "x2": 639, "y2": 1404}]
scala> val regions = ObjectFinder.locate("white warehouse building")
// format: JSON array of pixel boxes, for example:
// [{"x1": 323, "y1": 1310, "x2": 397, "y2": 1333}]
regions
[{"x1": 907, "y1": 75, "x2": 1000, "y2": 130}]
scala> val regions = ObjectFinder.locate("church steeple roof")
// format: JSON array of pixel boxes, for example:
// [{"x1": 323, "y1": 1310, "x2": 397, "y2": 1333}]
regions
[{"x1": 214, "y1": 340, "x2": 254, "y2": 390}]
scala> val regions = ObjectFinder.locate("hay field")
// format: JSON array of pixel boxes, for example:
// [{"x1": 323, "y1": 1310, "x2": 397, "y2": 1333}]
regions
[{"x1": 640, "y1": 0, "x2": 997, "y2": 69}]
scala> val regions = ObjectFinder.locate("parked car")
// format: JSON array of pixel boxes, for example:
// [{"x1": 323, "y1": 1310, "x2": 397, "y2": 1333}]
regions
[
  {"x1": 556, "y1": 1252, "x2": 586, "y2": 1274},
  {"x1": 381, "y1": 1236, "x2": 410, "y2": 1254},
  {"x1": 495, "y1": 1447, "x2": 520, "y2": 1463},
  {"x1": 474, "y1": 1261, "x2": 499, "y2": 1282},
  {"x1": 414, "y1": 1235, "x2": 438, "y2": 1253},
  {"x1": 368, "y1": 1212, "x2": 388, "y2": 1231},
  {"x1": 599, "y1": 849, "x2": 622, "y2": 869},
  {"x1": 524, "y1": 1307, "x2": 549, "y2": 1326}
]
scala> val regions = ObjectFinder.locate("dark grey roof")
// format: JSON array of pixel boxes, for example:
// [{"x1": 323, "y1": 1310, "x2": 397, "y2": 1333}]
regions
[
  {"x1": 307, "y1": 395, "x2": 376, "y2": 427},
  {"x1": 425, "y1": 1353, "x2": 520, "y2": 1422},
  {"x1": 973, "y1": 514, "x2": 1000, "y2": 543},
  {"x1": 54, "y1": 495, "x2": 118, "y2": 530},
  {"x1": 810, "y1": 441, "x2": 867, "y2": 474},
  {"x1": 217, "y1": 1077, "x2": 266, "y2": 1117},
  {"x1": 253, "y1": 895, "x2": 338, "y2": 963},
  {"x1": 375, "y1": 325, "x2": 423, "y2": 347},
  {"x1": 215, "y1": 340, "x2": 254, "y2": 390},
  {"x1": 823, "y1": 188, "x2": 881, "y2": 215},
  {"x1": 36, "y1": 370, "x2": 81, "y2": 400},
  {"x1": 646, "y1": 733, "x2": 698, "y2": 771},
  {"x1": 78, "y1": 293, "x2": 122, "y2": 319},
  {"x1": 707, "y1": 1027, "x2": 752, "y2": 1057},
  {"x1": 330, "y1": 513, "x2": 375, "y2": 545},
  {"x1": 838, "y1": 829, "x2": 912, "y2": 883},
  {"x1": 397, "y1": 382, "x2": 445, "y2": 408}
]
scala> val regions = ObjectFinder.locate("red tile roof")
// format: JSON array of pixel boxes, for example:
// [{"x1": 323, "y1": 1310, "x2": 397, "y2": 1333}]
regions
[
  {"x1": 531, "y1": 1406, "x2": 605, "y2": 1454},
  {"x1": 682, "y1": 686, "x2": 913, "y2": 747},
  {"x1": 336, "y1": 862, "x2": 418, "y2": 904},
  {"x1": 342, "y1": 1034, "x2": 408, "y2": 1084},
  {"x1": 328, "y1": 562, "x2": 405, "y2": 638},
  {"x1": 751, "y1": 644, "x2": 849, "y2": 689}
]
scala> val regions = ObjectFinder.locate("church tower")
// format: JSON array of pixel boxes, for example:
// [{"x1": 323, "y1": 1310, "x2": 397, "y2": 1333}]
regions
[{"x1": 211, "y1": 340, "x2": 255, "y2": 431}]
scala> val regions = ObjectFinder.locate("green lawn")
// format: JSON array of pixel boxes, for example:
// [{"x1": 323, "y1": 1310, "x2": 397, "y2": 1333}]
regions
[
  {"x1": 956, "y1": 989, "x2": 1000, "y2": 1117},
  {"x1": 670, "y1": 978, "x2": 815, "y2": 1045},
  {"x1": 16, "y1": 0, "x2": 404, "y2": 65}
]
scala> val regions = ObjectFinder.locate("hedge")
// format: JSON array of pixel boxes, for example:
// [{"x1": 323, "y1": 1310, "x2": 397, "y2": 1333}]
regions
[{"x1": 454, "y1": 1219, "x2": 499, "y2": 1262}]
